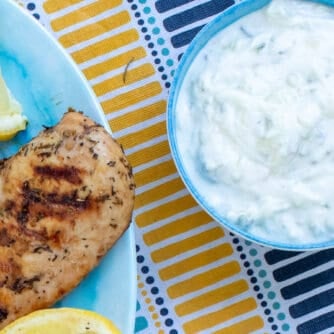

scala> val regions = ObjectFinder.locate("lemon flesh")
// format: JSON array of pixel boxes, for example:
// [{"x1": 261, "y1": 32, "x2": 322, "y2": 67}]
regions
[
  {"x1": 0, "y1": 69, "x2": 27, "y2": 141},
  {"x1": 0, "y1": 308, "x2": 121, "y2": 334}
]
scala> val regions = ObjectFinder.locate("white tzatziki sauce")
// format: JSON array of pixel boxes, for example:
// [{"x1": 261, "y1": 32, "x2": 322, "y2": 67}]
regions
[{"x1": 176, "y1": 0, "x2": 334, "y2": 244}]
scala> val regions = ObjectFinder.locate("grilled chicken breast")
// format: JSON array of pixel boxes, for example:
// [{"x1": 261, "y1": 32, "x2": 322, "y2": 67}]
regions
[{"x1": 0, "y1": 109, "x2": 135, "y2": 328}]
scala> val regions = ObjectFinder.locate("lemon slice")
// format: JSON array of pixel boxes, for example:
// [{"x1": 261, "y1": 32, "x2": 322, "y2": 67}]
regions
[
  {"x1": 0, "y1": 69, "x2": 27, "y2": 141},
  {"x1": 0, "y1": 308, "x2": 121, "y2": 334}
]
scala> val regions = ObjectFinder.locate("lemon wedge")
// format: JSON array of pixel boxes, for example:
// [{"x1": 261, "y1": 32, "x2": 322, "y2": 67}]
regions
[
  {"x1": 0, "y1": 69, "x2": 27, "y2": 141},
  {"x1": 0, "y1": 308, "x2": 121, "y2": 334}
]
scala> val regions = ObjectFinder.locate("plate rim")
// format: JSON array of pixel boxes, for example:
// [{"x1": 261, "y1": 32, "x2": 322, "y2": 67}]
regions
[{"x1": 0, "y1": 1, "x2": 137, "y2": 332}]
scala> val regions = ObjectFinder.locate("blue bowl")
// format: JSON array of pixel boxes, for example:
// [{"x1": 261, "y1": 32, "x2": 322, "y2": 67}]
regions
[{"x1": 167, "y1": 0, "x2": 334, "y2": 250}]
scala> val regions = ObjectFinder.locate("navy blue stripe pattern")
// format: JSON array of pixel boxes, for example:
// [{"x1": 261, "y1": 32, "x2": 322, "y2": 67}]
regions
[
  {"x1": 265, "y1": 250, "x2": 334, "y2": 333},
  {"x1": 273, "y1": 249, "x2": 334, "y2": 282},
  {"x1": 162, "y1": 0, "x2": 235, "y2": 32},
  {"x1": 155, "y1": 0, "x2": 235, "y2": 48},
  {"x1": 171, "y1": 25, "x2": 204, "y2": 48},
  {"x1": 290, "y1": 288, "x2": 334, "y2": 318},
  {"x1": 155, "y1": 0, "x2": 197, "y2": 13},
  {"x1": 281, "y1": 268, "x2": 334, "y2": 300},
  {"x1": 264, "y1": 249, "x2": 301, "y2": 265},
  {"x1": 297, "y1": 311, "x2": 334, "y2": 334}
]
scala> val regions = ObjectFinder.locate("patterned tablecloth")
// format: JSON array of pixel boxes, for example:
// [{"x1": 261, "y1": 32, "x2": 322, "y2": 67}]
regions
[{"x1": 15, "y1": 0, "x2": 334, "y2": 333}]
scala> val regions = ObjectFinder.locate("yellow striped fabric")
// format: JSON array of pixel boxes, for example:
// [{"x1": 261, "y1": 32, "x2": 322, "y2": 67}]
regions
[
  {"x1": 143, "y1": 210, "x2": 213, "y2": 246},
  {"x1": 44, "y1": 0, "x2": 82, "y2": 13},
  {"x1": 167, "y1": 261, "x2": 241, "y2": 298},
  {"x1": 41, "y1": 0, "x2": 264, "y2": 332},
  {"x1": 213, "y1": 317, "x2": 265, "y2": 334},
  {"x1": 183, "y1": 298, "x2": 258, "y2": 333}
]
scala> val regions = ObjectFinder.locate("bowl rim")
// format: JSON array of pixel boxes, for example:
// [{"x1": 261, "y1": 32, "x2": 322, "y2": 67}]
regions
[{"x1": 167, "y1": 0, "x2": 334, "y2": 251}]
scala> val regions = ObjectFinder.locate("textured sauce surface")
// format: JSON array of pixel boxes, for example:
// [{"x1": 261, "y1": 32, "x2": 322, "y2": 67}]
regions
[{"x1": 176, "y1": 0, "x2": 334, "y2": 244}]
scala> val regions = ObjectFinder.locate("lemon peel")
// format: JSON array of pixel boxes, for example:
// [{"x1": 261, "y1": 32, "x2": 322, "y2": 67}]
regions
[
  {"x1": 0, "y1": 308, "x2": 121, "y2": 334},
  {"x1": 0, "y1": 69, "x2": 27, "y2": 141}
]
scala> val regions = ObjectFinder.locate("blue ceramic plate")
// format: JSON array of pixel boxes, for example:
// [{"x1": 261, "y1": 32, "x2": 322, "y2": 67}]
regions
[
  {"x1": 0, "y1": 1, "x2": 136, "y2": 332},
  {"x1": 167, "y1": 0, "x2": 334, "y2": 251}
]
